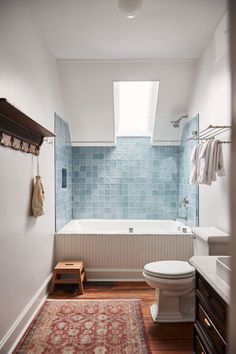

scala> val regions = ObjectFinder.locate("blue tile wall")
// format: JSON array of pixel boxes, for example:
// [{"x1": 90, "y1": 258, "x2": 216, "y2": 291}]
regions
[
  {"x1": 54, "y1": 118, "x2": 199, "y2": 223},
  {"x1": 72, "y1": 138, "x2": 179, "y2": 219},
  {"x1": 54, "y1": 114, "x2": 72, "y2": 231},
  {"x1": 178, "y1": 115, "x2": 199, "y2": 227}
]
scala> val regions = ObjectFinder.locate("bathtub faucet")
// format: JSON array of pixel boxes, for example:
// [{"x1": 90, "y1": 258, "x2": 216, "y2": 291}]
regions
[{"x1": 179, "y1": 197, "x2": 189, "y2": 208}]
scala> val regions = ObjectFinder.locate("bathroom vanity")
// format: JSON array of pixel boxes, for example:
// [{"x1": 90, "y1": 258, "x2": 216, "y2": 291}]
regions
[{"x1": 190, "y1": 256, "x2": 230, "y2": 354}]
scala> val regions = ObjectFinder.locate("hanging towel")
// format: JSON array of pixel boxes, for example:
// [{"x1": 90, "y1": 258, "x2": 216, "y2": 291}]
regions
[
  {"x1": 190, "y1": 139, "x2": 226, "y2": 185},
  {"x1": 198, "y1": 140, "x2": 214, "y2": 185},
  {"x1": 31, "y1": 156, "x2": 45, "y2": 218},
  {"x1": 190, "y1": 143, "x2": 202, "y2": 184},
  {"x1": 200, "y1": 140, "x2": 225, "y2": 184},
  {"x1": 216, "y1": 141, "x2": 225, "y2": 177},
  {"x1": 205, "y1": 139, "x2": 218, "y2": 184},
  {"x1": 32, "y1": 176, "x2": 45, "y2": 218}
]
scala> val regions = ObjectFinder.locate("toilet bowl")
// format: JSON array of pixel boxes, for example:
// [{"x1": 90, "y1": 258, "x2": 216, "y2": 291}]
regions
[
  {"x1": 143, "y1": 260, "x2": 195, "y2": 323},
  {"x1": 143, "y1": 226, "x2": 230, "y2": 323}
]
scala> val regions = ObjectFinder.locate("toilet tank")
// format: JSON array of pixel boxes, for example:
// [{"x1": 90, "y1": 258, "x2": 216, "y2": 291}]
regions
[{"x1": 192, "y1": 227, "x2": 230, "y2": 256}]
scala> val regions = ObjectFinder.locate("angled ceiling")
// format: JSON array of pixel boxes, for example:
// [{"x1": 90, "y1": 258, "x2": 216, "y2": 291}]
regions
[
  {"x1": 24, "y1": 0, "x2": 228, "y2": 144},
  {"x1": 58, "y1": 60, "x2": 196, "y2": 144},
  {"x1": 25, "y1": 0, "x2": 226, "y2": 60}
]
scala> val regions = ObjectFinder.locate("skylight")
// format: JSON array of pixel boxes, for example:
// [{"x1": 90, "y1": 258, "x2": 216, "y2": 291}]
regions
[{"x1": 114, "y1": 81, "x2": 159, "y2": 137}]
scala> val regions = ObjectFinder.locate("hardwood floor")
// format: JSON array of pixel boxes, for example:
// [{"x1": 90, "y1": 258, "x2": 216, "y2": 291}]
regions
[{"x1": 49, "y1": 281, "x2": 193, "y2": 354}]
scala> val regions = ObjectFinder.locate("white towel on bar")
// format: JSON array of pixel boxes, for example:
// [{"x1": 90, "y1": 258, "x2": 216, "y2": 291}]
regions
[
  {"x1": 198, "y1": 140, "x2": 213, "y2": 185},
  {"x1": 190, "y1": 143, "x2": 202, "y2": 184},
  {"x1": 189, "y1": 140, "x2": 225, "y2": 185},
  {"x1": 216, "y1": 141, "x2": 225, "y2": 177},
  {"x1": 206, "y1": 140, "x2": 218, "y2": 184}
]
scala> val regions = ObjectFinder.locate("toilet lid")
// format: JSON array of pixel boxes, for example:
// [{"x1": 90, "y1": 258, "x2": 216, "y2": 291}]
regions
[{"x1": 144, "y1": 261, "x2": 195, "y2": 279}]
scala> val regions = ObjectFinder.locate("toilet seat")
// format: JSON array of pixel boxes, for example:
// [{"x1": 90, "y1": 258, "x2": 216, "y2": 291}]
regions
[{"x1": 143, "y1": 260, "x2": 195, "y2": 279}]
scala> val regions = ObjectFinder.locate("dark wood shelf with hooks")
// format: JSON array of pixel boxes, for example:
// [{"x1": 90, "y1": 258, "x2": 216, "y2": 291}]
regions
[{"x1": 0, "y1": 98, "x2": 55, "y2": 155}]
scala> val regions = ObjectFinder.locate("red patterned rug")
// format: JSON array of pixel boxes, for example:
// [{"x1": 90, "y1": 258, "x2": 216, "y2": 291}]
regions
[{"x1": 14, "y1": 299, "x2": 151, "y2": 354}]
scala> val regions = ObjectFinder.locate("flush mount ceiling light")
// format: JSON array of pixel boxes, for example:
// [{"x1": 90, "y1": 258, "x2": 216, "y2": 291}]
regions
[{"x1": 118, "y1": 0, "x2": 143, "y2": 18}]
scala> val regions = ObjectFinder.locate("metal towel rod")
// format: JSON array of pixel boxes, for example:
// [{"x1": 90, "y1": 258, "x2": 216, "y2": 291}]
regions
[{"x1": 187, "y1": 125, "x2": 231, "y2": 143}]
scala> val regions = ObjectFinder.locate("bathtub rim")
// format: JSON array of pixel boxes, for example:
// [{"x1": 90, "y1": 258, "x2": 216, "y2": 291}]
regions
[{"x1": 56, "y1": 219, "x2": 192, "y2": 236}]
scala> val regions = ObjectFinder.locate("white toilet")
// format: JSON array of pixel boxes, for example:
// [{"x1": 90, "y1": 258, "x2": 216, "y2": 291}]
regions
[{"x1": 143, "y1": 227, "x2": 230, "y2": 323}]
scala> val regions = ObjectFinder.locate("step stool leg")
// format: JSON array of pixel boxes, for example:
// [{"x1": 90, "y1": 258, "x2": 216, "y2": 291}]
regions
[
  {"x1": 78, "y1": 270, "x2": 84, "y2": 295},
  {"x1": 50, "y1": 271, "x2": 57, "y2": 294}
]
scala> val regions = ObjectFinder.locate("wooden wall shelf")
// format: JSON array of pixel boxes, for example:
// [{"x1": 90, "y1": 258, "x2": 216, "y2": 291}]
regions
[{"x1": 0, "y1": 98, "x2": 55, "y2": 155}]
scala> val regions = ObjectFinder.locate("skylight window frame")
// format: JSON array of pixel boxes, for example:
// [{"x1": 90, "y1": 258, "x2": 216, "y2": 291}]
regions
[{"x1": 113, "y1": 80, "x2": 159, "y2": 138}]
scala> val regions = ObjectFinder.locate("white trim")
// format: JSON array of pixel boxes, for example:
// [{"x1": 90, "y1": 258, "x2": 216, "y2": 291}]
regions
[
  {"x1": 150, "y1": 140, "x2": 181, "y2": 146},
  {"x1": 72, "y1": 141, "x2": 116, "y2": 147},
  {"x1": 116, "y1": 132, "x2": 151, "y2": 137},
  {"x1": 113, "y1": 83, "x2": 120, "y2": 134},
  {"x1": 111, "y1": 81, "x2": 116, "y2": 143},
  {"x1": 148, "y1": 81, "x2": 159, "y2": 138},
  {"x1": 0, "y1": 273, "x2": 52, "y2": 354}
]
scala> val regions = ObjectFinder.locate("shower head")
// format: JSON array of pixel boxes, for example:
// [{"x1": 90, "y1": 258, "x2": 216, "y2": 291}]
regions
[
  {"x1": 171, "y1": 114, "x2": 188, "y2": 128},
  {"x1": 172, "y1": 120, "x2": 180, "y2": 128}
]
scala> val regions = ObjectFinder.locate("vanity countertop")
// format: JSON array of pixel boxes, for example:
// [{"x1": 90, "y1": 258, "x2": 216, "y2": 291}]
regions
[{"x1": 190, "y1": 256, "x2": 230, "y2": 305}]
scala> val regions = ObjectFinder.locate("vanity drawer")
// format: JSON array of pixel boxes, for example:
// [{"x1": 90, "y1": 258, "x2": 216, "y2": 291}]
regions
[
  {"x1": 197, "y1": 303, "x2": 226, "y2": 353},
  {"x1": 193, "y1": 324, "x2": 215, "y2": 354},
  {"x1": 194, "y1": 333, "x2": 207, "y2": 354},
  {"x1": 196, "y1": 274, "x2": 227, "y2": 339}
]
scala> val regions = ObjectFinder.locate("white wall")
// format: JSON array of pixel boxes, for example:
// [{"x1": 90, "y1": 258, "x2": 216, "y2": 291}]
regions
[
  {"x1": 58, "y1": 60, "x2": 196, "y2": 144},
  {"x1": 0, "y1": 0, "x2": 64, "y2": 349},
  {"x1": 188, "y1": 17, "x2": 231, "y2": 232}
]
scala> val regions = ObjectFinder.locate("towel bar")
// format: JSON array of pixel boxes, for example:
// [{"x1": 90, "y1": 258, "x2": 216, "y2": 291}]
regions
[{"x1": 187, "y1": 125, "x2": 231, "y2": 143}]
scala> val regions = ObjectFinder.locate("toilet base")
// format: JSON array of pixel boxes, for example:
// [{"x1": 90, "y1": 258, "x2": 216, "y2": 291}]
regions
[
  {"x1": 143, "y1": 265, "x2": 195, "y2": 323},
  {"x1": 150, "y1": 303, "x2": 194, "y2": 323},
  {"x1": 149, "y1": 288, "x2": 195, "y2": 323}
]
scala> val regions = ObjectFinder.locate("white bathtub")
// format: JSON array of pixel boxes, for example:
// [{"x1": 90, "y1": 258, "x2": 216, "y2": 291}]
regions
[
  {"x1": 57, "y1": 219, "x2": 191, "y2": 235},
  {"x1": 55, "y1": 219, "x2": 193, "y2": 281}
]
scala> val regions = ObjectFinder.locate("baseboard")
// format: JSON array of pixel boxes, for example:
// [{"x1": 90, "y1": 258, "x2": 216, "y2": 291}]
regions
[
  {"x1": 86, "y1": 268, "x2": 144, "y2": 281},
  {"x1": 0, "y1": 273, "x2": 52, "y2": 354}
]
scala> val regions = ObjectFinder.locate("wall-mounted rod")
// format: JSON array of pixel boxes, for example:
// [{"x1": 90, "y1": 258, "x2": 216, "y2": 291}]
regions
[{"x1": 187, "y1": 125, "x2": 231, "y2": 142}]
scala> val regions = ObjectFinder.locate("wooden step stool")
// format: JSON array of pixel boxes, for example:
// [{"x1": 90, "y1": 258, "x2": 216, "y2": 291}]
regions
[{"x1": 50, "y1": 261, "x2": 85, "y2": 294}]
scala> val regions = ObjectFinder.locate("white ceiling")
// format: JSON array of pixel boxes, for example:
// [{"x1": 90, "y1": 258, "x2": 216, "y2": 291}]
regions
[{"x1": 25, "y1": 0, "x2": 227, "y2": 60}]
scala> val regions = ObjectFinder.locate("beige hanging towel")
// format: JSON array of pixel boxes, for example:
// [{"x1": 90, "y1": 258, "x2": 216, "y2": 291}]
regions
[
  {"x1": 32, "y1": 176, "x2": 45, "y2": 218},
  {"x1": 32, "y1": 156, "x2": 45, "y2": 218}
]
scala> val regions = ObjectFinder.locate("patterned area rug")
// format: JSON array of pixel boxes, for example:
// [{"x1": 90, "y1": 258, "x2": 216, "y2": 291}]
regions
[{"x1": 14, "y1": 299, "x2": 150, "y2": 354}]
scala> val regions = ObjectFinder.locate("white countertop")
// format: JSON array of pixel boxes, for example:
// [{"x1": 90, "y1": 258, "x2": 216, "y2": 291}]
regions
[{"x1": 190, "y1": 256, "x2": 230, "y2": 305}]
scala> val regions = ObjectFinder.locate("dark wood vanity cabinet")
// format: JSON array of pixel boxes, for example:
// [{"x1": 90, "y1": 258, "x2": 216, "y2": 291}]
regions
[{"x1": 193, "y1": 272, "x2": 228, "y2": 354}]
